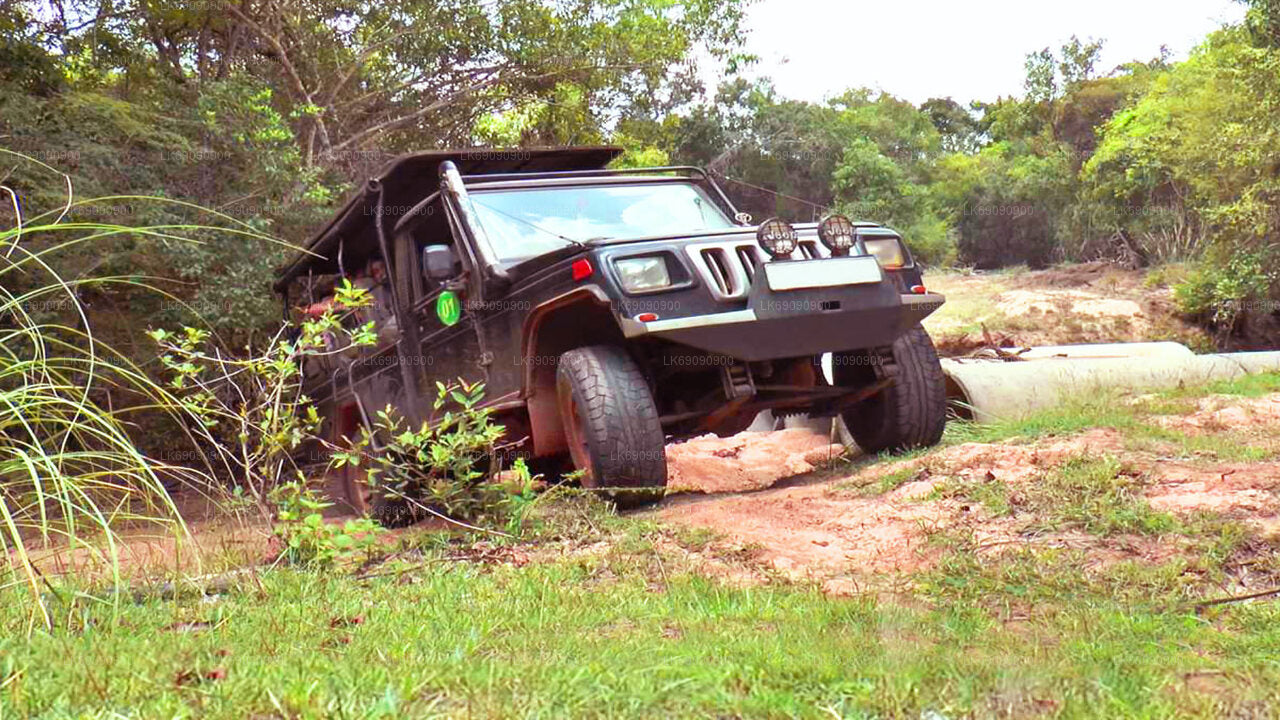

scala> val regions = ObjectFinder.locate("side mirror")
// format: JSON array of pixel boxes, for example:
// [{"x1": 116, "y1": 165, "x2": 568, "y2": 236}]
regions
[{"x1": 422, "y1": 244, "x2": 456, "y2": 281}]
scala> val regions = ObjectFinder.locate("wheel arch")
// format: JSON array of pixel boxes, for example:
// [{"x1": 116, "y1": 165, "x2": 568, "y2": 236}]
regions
[{"x1": 520, "y1": 286, "x2": 627, "y2": 456}]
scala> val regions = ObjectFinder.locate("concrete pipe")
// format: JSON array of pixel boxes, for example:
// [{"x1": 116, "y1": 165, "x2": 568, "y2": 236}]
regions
[
  {"x1": 942, "y1": 349, "x2": 1280, "y2": 423},
  {"x1": 983, "y1": 341, "x2": 1196, "y2": 361},
  {"x1": 755, "y1": 342, "x2": 1280, "y2": 443}
]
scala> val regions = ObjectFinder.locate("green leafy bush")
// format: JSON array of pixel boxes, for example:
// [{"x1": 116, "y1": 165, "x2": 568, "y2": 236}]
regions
[
  {"x1": 1174, "y1": 248, "x2": 1280, "y2": 335},
  {"x1": 150, "y1": 279, "x2": 377, "y2": 511},
  {"x1": 338, "y1": 379, "x2": 513, "y2": 526},
  {"x1": 935, "y1": 141, "x2": 1076, "y2": 269},
  {"x1": 269, "y1": 480, "x2": 382, "y2": 567}
]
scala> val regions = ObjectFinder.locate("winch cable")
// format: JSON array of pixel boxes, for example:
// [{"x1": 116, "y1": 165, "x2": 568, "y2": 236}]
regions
[{"x1": 708, "y1": 171, "x2": 832, "y2": 221}]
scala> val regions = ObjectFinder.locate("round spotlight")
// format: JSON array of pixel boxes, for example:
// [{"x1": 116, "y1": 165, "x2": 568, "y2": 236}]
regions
[
  {"x1": 818, "y1": 214, "x2": 856, "y2": 255},
  {"x1": 756, "y1": 217, "x2": 798, "y2": 258}
]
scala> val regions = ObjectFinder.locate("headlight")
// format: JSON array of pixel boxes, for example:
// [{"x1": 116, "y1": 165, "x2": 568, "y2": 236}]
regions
[
  {"x1": 818, "y1": 214, "x2": 856, "y2": 255},
  {"x1": 757, "y1": 217, "x2": 798, "y2": 258},
  {"x1": 614, "y1": 256, "x2": 672, "y2": 293},
  {"x1": 863, "y1": 236, "x2": 908, "y2": 269}
]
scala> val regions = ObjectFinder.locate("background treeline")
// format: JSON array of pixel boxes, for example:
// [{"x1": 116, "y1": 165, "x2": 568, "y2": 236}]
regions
[{"x1": 2, "y1": 0, "x2": 1278, "y2": 343}]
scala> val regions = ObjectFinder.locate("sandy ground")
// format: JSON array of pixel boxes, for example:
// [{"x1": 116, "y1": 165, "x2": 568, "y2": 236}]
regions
[
  {"x1": 659, "y1": 394, "x2": 1280, "y2": 592},
  {"x1": 665, "y1": 428, "x2": 845, "y2": 493}
]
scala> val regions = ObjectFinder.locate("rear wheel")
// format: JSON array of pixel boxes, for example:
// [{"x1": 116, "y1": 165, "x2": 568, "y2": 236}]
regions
[
  {"x1": 332, "y1": 402, "x2": 417, "y2": 526},
  {"x1": 834, "y1": 325, "x2": 946, "y2": 454},
  {"x1": 328, "y1": 403, "x2": 371, "y2": 514},
  {"x1": 555, "y1": 345, "x2": 667, "y2": 504}
]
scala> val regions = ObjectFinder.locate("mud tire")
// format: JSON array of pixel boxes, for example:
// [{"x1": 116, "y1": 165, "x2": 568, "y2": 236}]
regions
[
  {"x1": 835, "y1": 325, "x2": 947, "y2": 454},
  {"x1": 555, "y1": 345, "x2": 667, "y2": 505}
]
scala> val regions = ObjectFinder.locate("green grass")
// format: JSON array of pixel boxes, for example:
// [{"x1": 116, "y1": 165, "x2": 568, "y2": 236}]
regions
[
  {"x1": 5, "y1": 537, "x2": 1280, "y2": 719},
  {"x1": 942, "y1": 375, "x2": 1280, "y2": 463},
  {"x1": 943, "y1": 391, "x2": 1145, "y2": 447},
  {"x1": 833, "y1": 463, "x2": 922, "y2": 497},
  {"x1": 5, "y1": 252, "x2": 1279, "y2": 720},
  {"x1": 1024, "y1": 456, "x2": 1178, "y2": 536},
  {"x1": 930, "y1": 454, "x2": 1178, "y2": 535},
  {"x1": 1166, "y1": 371, "x2": 1280, "y2": 399}
]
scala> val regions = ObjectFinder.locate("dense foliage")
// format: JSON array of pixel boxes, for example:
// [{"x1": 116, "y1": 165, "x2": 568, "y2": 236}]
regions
[
  {"x1": 661, "y1": 10, "x2": 1280, "y2": 341},
  {"x1": 2, "y1": 0, "x2": 1278, "y2": 344}
]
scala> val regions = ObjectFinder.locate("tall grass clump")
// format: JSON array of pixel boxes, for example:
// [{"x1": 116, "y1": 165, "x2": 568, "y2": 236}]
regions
[{"x1": 0, "y1": 150, "x2": 285, "y2": 628}]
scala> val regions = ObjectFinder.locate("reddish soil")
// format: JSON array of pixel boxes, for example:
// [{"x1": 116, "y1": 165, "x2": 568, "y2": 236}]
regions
[
  {"x1": 21, "y1": 388, "x2": 1280, "y2": 592},
  {"x1": 661, "y1": 396, "x2": 1280, "y2": 590},
  {"x1": 1153, "y1": 394, "x2": 1280, "y2": 433},
  {"x1": 660, "y1": 429, "x2": 1131, "y2": 587},
  {"x1": 15, "y1": 517, "x2": 274, "y2": 581},
  {"x1": 665, "y1": 428, "x2": 845, "y2": 493}
]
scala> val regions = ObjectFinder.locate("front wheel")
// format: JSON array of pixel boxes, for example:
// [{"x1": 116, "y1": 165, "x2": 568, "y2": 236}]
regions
[
  {"x1": 834, "y1": 326, "x2": 947, "y2": 454},
  {"x1": 555, "y1": 345, "x2": 667, "y2": 501}
]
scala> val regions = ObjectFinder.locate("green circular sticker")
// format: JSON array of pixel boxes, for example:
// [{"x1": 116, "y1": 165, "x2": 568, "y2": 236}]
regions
[{"x1": 436, "y1": 290, "x2": 462, "y2": 326}]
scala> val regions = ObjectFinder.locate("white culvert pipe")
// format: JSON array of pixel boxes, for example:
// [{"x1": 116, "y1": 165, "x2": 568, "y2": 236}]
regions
[
  {"x1": 942, "y1": 346, "x2": 1280, "y2": 423},
  {"x1": 765, "y1": 342, "x2": 1280, "y2": 439}
]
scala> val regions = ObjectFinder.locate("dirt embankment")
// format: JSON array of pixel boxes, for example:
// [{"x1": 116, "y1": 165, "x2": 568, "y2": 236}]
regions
[
  {"x1": 660, "y1": 393, "x2": 1280, "y2": 593},
  {"x1": 923, "y1": 262, "x2": 1211, "y2": 356}
]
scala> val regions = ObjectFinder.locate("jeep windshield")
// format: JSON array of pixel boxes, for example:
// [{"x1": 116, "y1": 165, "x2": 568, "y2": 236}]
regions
[{"x1": 469, "y1": 182, "x2": 736, "y2": 263}]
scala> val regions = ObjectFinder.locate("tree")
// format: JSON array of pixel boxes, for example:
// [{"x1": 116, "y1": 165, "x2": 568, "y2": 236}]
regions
[
  {"x1": 669, "y1": 82, "x2": 955, "y2": 262},
  {"x1": 1024, "y1": 48, "x2": 1058, "y2": 102},
  {"x1": 919, "y1": 97, "x2": 983, "y2": 154},
  {"x1": 21, "y1": 0, "x2": 749, "y2": 171},
  {"x1": 1084, "y1": 27, "x2": 1280, "y2": 268},
  {"x1": 1059, "y1": 36, "x2": 1105, "y2": 88},
  {"x1": 1240, "y1": 0, "x2": 1280, "y2": 47}
]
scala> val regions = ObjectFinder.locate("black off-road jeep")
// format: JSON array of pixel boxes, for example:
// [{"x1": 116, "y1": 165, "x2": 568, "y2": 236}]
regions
[{"x1": 275, "y1": 146, "x2": 947, "y2": 511}]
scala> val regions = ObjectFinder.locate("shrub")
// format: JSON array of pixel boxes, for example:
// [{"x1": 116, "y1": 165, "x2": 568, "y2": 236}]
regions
[
  {"x1": 338, "y1": 379, "x2": 513, "y2": 527},
  {"x1": 269, "y1": 480, "x2": 382, "y2": 567},
  {"x1": 149, "y1": 279, "x2": 378, "y2": 513},
  {"x1": 1174, "y1": 247, "x2": 1280, "y2": 338}
]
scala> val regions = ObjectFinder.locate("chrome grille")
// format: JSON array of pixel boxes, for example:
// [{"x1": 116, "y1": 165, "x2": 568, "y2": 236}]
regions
[{"x1": 797, "y1": 239, "x2": 827, "y2": 260}]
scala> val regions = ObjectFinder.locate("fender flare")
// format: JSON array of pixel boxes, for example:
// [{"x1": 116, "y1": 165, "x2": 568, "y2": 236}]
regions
[{"x1": 518, "y1": 286, "x2": 622, "y2": 456}]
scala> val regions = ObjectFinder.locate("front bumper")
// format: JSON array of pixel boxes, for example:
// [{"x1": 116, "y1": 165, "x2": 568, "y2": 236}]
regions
[{"x1": 620, "y1": 279, "x2": 944, "y2": 361}]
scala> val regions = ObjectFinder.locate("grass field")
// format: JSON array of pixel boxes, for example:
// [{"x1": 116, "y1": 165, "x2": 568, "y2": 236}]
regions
[
  {"x1": 6, "y1": 546, "x2": 1280, "y2": 718},
  {"x1": 5, "y1": 376, "x2": 1280, "y2": 719}
]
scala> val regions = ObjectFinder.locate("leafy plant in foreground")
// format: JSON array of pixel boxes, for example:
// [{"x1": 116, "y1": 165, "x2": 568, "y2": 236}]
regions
[
  {"x1": 269, "y1": 480, "x2": 381, "y2": 567},
  {"x1": 149, "y1": 279, "x2": 377, "y2": 515},
  {"x1": 336, "y1": 379, "x2": 512, "y2": 526}
]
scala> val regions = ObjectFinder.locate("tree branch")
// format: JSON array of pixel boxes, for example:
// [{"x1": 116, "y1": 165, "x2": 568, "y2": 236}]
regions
[
  {"x1": 219, "y1": 0, "x2": 332, "y2": 163},
  {"x1": 330, "y1": 63, "x2": 643, "y2": 154}
]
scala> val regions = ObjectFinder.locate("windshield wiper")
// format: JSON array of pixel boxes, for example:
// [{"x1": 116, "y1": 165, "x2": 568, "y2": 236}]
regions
[{"x1": 471, "y1": 200, "x2": 588, "y2": 250}]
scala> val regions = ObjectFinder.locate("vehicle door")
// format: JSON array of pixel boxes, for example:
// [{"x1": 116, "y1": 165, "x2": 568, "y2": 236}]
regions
[{"x1": 395, "y1": 195, "x2": 487, "y2": 398}]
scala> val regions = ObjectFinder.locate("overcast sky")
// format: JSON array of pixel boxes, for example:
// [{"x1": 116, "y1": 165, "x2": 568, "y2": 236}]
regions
[{"x1": 735, "y1": 0, "x2": 1246, "y2": 105}]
